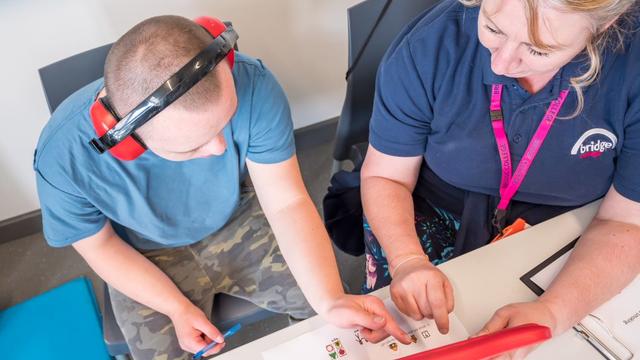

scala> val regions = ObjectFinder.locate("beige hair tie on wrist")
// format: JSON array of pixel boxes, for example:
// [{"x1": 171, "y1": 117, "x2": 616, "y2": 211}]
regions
[{"x1": 390, "y1": 254, "x2": 429, "y2": 278}]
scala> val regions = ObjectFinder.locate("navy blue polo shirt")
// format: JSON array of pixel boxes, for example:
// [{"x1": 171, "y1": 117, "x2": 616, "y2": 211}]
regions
[{"x1": 370, "y1": 0, "x2": 640, "y2": 206}]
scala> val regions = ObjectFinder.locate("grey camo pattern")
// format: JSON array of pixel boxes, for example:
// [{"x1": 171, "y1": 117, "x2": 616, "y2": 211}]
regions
[{"x1": 109, "y1": 187, "x2": 314, "y2": 360}]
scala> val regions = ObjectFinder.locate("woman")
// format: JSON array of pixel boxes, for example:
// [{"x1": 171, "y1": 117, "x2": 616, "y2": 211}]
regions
[{"x1": 361, "y1": 0, "x2": 640, "y2": 357}]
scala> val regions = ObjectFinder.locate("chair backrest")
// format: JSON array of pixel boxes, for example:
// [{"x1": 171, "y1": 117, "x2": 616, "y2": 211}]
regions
[
  {"x1": 38, "y1": 43, "x2": 113, "y2": 114},
  {"x1": 333, "y1": 0, "x2": 440, "y2": 161}
]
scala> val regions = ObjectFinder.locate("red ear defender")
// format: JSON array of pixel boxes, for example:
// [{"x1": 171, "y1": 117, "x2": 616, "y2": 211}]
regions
[
  {"x1": 90, "y1": 99, "x2": 146, "y2": 161},
  {"x1": 193, "y1": 16, "x2": 235, "y2": 70}
]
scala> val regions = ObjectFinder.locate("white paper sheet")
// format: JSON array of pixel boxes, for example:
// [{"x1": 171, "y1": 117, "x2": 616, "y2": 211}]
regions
[
  {"x1": 262, "y1": 298, "x2": 469, "y2": 360},
  {"x1": 528, "y1": 248, "x2": 640, "y2": 359}
]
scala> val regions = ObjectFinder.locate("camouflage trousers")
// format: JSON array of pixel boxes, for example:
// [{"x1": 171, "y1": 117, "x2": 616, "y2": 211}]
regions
[{"x1": 108, "y1": 188, "x2": 314, "y2": 360}]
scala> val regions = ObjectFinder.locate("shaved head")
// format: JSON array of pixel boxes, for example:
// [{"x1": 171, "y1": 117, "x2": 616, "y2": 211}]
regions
[
  {"x1": 104, "y1": 15, "x2": 223, "y2": 118},
  {"x1": 103, "y1": 15, "x2": 237, "y2": 161}
]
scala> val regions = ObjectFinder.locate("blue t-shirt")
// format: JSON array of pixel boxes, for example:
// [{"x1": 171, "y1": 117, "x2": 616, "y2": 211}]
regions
[
  {"x1": 370, "y1": 0, "x2": 640, "y2": 206},
  {"x1": 34, "y1": 53, "x2": 295, "y2": 249}
]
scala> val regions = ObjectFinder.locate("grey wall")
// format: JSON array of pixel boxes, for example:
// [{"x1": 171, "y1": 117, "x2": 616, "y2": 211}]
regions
[{"x1": 0, "y1": 0, "x2": 360, "y2": 221}]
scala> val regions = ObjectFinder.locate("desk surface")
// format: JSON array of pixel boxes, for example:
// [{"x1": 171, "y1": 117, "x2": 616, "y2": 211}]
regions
[{"x1": 219, "y1": 202, "x2": 603, "y2": 360}]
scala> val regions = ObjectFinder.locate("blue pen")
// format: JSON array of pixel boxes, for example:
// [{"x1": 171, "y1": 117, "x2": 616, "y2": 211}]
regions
[{"x1": 192, "y1": 323, "x2": 242, "y2": 360}]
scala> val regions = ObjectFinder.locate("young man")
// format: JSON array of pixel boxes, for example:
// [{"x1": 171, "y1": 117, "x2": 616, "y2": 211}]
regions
[{"x1": 35, "y1": 15, "x2": 409, "y2": 360}]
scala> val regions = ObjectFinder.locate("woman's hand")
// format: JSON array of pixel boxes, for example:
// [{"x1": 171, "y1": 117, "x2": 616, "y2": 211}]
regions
[
  {"x1": 389, "y1": 256, "x2": 455, "y2": 334},
  {"x1": 477, "y1": 301, "x2": 558, "y2": 360}
]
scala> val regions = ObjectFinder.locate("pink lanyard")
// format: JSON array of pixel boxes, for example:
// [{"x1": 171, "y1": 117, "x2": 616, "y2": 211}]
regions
[{"x1": 490, "y1": 84, "x2": 569, "y2": 230}]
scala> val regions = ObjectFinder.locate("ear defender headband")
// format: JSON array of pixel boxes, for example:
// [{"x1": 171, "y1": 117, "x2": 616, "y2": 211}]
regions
[{"x1": 88, "y1": 17, "x2": 238, "y2": 161}]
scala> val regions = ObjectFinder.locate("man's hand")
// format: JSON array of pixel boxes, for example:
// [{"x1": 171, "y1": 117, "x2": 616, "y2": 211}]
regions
[
  {"x1": 169, "y1": 302, "x2": 225, "y2": 357},
  {"x1": 477, "y1": 301, "x2": 558, "y2": 360},
  {"x1": 320, "y1": 294, "x2": 413, "y2": 345},
  {"x1": 389, "y1": 257, "x2": 455, "y2": 334}
]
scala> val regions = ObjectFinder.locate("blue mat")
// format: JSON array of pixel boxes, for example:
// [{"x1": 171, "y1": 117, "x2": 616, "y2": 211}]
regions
[{"x1": 0, "y1": 277, "x2": 110, "y2": 360}]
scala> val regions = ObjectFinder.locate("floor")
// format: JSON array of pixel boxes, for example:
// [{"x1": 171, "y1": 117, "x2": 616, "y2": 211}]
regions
[{"x1": 0, "y1": 133, "x2": 365, "y2": 357}]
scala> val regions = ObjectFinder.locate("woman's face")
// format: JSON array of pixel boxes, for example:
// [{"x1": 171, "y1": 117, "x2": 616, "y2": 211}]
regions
[{"x1": 477, "y1": 0, "x2": 592, "y2": 80}]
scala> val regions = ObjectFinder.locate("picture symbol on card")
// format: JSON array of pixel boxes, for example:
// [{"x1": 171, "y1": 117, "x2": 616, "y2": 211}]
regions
[
  {"x1": 332, "y1": 338, "x2": 347, "y2": 357},
  {"x1": 410, "y1": 334, "x2": 418, "y2": 343},
  {"x1": 388, "y1": 342, "x2": 398, "y2": 352},
  {"x1": 325, "y1": 344, "x2": 337, "y2": 359},
  {"x1": 353, "y1": 329, "x2": 368, "y2": 345},
  {"x1": 421, "y1": 330, "x2": 431, "y2": 340}
]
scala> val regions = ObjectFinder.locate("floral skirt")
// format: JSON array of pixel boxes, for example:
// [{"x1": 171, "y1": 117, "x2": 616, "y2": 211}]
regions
[{"x1": 362, "y1": 206, "x2": 460, "y2": 293}]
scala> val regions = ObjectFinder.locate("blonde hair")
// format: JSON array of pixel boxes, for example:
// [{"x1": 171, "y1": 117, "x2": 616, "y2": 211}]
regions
[{"x1": 460, "y1": 0, "x2": 638, "y2": 117}]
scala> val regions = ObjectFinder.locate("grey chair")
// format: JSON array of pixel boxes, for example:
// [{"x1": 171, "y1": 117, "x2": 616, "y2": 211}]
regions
[
  {"x1": 332, "y1": 0, "x2": 441, "y2": 172},
  {"x1": 38, "y1": 28, "x2": 275, "y2": 359}
]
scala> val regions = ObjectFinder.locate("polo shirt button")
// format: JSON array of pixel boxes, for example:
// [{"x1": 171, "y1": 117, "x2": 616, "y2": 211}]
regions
[{"x1": 513, "y1": 134, "x2": 522, "y2": 143}]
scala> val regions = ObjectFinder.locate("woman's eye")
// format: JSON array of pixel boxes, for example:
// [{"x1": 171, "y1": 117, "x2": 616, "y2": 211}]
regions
[
  {"x1": 485, "y1": 25, "x2": 500, "y2": 34},
  {"x1": 528, "y1": 47, "x2": 550, "y2": 57}
]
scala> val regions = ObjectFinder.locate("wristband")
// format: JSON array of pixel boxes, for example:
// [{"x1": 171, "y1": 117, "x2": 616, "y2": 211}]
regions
[{"x1": 390, "y1": 254, "x2": 429, "y2": 278}]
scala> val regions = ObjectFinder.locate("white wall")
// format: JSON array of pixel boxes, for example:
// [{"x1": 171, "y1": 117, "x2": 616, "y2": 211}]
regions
[{"x1": 0, "y1": 0, "x2": 360, "y2": 221}]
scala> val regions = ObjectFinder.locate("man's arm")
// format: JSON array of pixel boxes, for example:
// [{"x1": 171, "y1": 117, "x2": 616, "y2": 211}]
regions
[
  {"x1": 73, "y1": 222, "x2": 225, "y2": 355},
  {"x1": 246, "y1": 155, "x2": 411, "y2": 344}
]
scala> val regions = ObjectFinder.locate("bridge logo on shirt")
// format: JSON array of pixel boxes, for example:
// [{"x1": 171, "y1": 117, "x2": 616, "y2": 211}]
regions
[{"x1": 571, "y1": 128, "x2": 617, "y2": 159}]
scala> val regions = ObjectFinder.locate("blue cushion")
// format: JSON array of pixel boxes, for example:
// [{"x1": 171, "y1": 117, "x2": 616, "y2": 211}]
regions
[{"x1": 0, "y1": 277, "x2": 110, "y2": 360}]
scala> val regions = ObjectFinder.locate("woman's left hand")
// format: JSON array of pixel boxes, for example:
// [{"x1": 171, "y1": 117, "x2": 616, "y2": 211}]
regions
[{"x1": 476, "y1": 301, "x2": 559, "y2": 360}]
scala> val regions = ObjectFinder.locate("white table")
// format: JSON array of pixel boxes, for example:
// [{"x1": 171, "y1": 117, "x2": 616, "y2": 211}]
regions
[{"x1": 219, "y1": 202, "x2": 603, "y2": 359}]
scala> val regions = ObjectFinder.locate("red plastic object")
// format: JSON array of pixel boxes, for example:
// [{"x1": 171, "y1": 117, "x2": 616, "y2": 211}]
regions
[
  {"x1": 193, "y1": 16, "x2": 235, "y2": 69},
  {"x1": 90, "y1": 99, "x2": 146, "y2": 161},
  {"x1": 398, "y1": 324, "x2": 551, "y2": 360}
]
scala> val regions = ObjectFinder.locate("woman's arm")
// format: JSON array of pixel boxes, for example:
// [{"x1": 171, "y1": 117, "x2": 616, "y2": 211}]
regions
[
  {"x1": 361, "y1": 146, "x2": 455, "y2": 334},
  {"x1": 479, "y1": 186, "x2": 640, "y2": 360},
  {"x1": 361, "y1": 146, "x2": 425, "y2": 261},
  {"x1": 540, "y1": 186, "x2": 640, "y2": 333}
]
